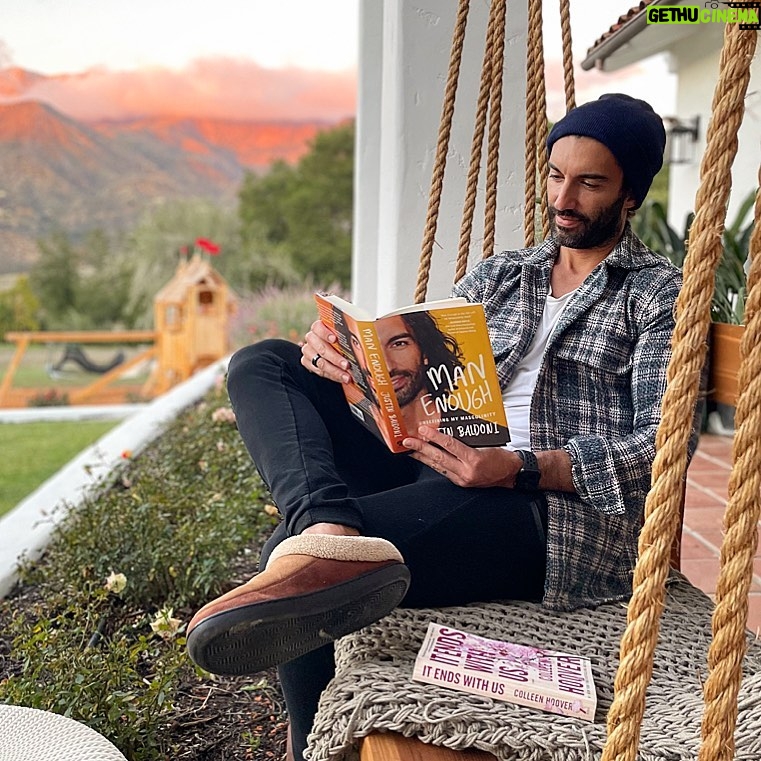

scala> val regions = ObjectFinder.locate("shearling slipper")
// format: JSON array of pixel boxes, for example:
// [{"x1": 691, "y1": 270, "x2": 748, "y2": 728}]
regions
[
  {"x1": 266, "y1": 534, "x2": 404, "y2": 567},
  {"x1": 186, "y1": 535, "x2": 409, "y2": 676}
]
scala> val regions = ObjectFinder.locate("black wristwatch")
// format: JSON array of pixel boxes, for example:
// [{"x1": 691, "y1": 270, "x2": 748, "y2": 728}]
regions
[{"x1": 515, "y1": 450, "x2": 541, "y2": 491}]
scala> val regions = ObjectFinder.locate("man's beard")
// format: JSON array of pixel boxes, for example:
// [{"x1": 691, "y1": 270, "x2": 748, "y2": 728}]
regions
[
  {"x1": 549, "y1": 192, "x2": 627, "y2": 249},
  {"x1": 391, "y1": 365, "x2": 427, "y2": 407}
]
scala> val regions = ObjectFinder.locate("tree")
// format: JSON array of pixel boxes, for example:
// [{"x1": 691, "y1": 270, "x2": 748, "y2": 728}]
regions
[
  {"x1": 239, "y1": 160, "x2": 297, "y2": 248},
  {"x1": 238, "y1": 121, "x2": 355, "y2": 288},
  {"x1": 28, "y1": 229, "x2": 135, "y2": 329},
  {"x1": 75, "y1": 229, "x2": 135, "y2": 328},
  {"x1": 124, "y1": 200, "x2": 241, "y2": 327},
  {"x1": 0, "y1": 276, "x2": 40, "y2": 337},
  {"x1": 287, "y1": 122, "x2": 354, "y2": 287},
  {"x1": 29, "y1": 231, "x2": 79, "y2": 325}
]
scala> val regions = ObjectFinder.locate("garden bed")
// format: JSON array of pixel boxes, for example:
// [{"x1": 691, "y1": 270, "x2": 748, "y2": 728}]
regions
[{"x1": 0, "y1": 384, "x2": 288, "y2": 760}]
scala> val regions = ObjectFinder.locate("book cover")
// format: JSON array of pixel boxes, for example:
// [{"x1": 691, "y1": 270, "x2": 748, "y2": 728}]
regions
[
  {"x1": 314, "y1": 293, "x2": 510, "y2": 452},
  {"x1": 412, "y1": 623, "x2": 597, "y2": 722}
]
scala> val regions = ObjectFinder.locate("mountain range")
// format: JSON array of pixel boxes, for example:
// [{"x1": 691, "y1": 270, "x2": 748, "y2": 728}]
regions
[{"x1": 0, "y1": 68, "x2": 339, "y2": 275}]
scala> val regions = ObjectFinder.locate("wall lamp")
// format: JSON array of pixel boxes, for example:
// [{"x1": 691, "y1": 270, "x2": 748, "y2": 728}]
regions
[{"x1": 664, "y1": 115, "x2": 701, "y2": 165}]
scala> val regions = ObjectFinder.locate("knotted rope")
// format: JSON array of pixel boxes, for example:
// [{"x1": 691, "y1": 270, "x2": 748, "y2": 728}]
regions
[
  {"x1": 415, "y1": 0, "x2": 471, "y2": 304},
  {"x1": 416, "y1": 0, "x2": 509, "y2": 293},
  {"x1": 523, "y1": 0, "x2": 544, "y2": 246},
  {"x1": 559, "y1": 0, "x2": 576, "y2": 112},
  {"x1": 421, "y1": 0, "x2": 552, "y2": 285},
  {"x1": 601, "y1": 22, "x2": 758, "y2": 761},
  {"x1": 699, "y1": 160, "x2": 761, "y2": 761},
  {"x1": 456, "y1": 0, "x2": 508, "y2": 280},
  {"x1": 482, "y1": 0, "x2": 507, "y2": 261}
]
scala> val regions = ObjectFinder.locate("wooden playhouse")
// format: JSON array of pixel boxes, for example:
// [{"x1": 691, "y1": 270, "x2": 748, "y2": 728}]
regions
[{"x1": 151, "y1": 255, "x2": 237, "y2": 395}]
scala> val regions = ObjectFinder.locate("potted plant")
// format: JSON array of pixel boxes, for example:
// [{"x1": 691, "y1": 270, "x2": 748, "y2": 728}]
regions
[
  {"x1": 708, "y1": 193, "x2": 754, "y2": 411},
  {"x1": 633, "y1": 192, "x2": 756, "y2": 424}
]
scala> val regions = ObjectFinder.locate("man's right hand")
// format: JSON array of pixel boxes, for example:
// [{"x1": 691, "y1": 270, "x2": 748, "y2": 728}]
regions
[{"x1": 301, "y1": 320, "x2": 353, "y2": 384}]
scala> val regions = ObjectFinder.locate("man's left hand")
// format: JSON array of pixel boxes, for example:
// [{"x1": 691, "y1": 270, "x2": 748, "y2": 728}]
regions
[{"x1": 403, "y1": 425, "x2": 522, "y2": 488}]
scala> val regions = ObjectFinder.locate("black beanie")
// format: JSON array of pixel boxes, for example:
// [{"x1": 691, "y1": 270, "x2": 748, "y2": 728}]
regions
[{"x1": 546, "y1": 93, "x2": 666, "y2": 208}]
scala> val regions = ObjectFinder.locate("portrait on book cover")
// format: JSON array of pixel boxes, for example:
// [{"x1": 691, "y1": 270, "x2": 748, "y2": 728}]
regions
[{"x1": 373, "y1": 310, "x2": 508, "y2": 446}]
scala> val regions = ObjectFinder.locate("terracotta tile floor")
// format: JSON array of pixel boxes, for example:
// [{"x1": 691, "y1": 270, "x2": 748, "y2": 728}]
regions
[{"x1": 680, "y1": 433, "x2": 761, "y2": 635}]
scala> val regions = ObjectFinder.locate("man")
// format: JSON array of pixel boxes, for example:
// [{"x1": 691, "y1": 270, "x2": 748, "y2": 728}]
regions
[
  {"x1": 187, "y1": 94, "x2": 688, "y2": 761},
  {"x1": 335, "y1": 310, "x2": 466, "y2": 437},
  {"x1": 368, "y1": 312, "x2": 466, "y2": 432}
]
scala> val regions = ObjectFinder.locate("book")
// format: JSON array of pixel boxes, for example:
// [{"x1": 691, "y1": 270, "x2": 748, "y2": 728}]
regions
[
  {"x1": 412, "y1": 623, "x2": 597, "y2": 722},
  {"x1": 314, "y1": 293, "x2": 510, "y2": 452}
]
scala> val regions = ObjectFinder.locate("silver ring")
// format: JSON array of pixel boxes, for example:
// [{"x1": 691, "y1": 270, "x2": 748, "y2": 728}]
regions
[{"x1": 311, "y1": 353, "x2": 322, "y2": 368}]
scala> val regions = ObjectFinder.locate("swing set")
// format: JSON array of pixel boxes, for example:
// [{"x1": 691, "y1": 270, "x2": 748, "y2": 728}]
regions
[
  {"x1": 0, "y1": 255, "x2": 235, "y2": 408},
  {"x1": 305, "y1": 2, "x2": 761, "y2": 760}
]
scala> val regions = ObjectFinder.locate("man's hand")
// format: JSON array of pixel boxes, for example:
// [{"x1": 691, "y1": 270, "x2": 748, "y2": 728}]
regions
[
  {"x1": 403, "y1": 425, "x2": 522, "y2": 488},
  {"x1": 404, "y1": 426, "x2": 576, "y2": 492},
  {"x1": 301, "y1": 320, "x2": 352, "y2": 384}
]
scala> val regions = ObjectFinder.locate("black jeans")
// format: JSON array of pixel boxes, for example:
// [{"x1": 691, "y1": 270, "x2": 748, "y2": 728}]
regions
[{"x1": 227, "y1": 339, "x2": 548, "y2": 761}]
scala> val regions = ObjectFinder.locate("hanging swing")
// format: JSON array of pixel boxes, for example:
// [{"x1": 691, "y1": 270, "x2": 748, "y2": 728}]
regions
[{"x1": 306, "y1": 2, "x2": 761, "y2": 760}]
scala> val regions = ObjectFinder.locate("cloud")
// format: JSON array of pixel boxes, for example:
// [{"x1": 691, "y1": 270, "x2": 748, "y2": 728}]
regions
[
  {"x1": 0, "y1": 41, "x2": 13, "y2": 69},
  {"x1": 1, "y1": 49, "x2": 670, "y2": 125},
  {"x1": 5, "y1": 57, "x2": 357, "y2": 121}
]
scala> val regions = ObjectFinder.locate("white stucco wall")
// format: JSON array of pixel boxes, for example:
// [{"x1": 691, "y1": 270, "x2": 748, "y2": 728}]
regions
[
  {"x1": 353, "y1": 0, "x2": 529, "y2": 314},
  {"x1": 667, "y1": 27, "x2": 760, "y2": 232}
]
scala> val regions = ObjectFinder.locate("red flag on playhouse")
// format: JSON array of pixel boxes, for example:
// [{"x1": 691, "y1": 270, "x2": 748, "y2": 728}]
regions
[{"x1": 196, "y1": 237, "x2": 221, "y2": 255}]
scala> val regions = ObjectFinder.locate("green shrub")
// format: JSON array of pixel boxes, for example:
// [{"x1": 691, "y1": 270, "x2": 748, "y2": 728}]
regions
[
  {"x1": 26, "y1": 388, "x2": 70, "y2": 407},
  {"x1": 0, "y1": 276, "x2": 40, "y2": 335},
  {"x1": 22, "y1": 385, "x2": 275, "y2": 608},
  {"x1": 0, "y1": 380, "x2": 281, "y2": 759},
  {"x1": 2, "y1": 585, "x2": 186, "y2": 759}
]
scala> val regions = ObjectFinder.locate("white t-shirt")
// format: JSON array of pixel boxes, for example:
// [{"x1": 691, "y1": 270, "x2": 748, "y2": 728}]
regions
[{"x1": 502, "y1": 289, "x2": 576, "y2": 450}]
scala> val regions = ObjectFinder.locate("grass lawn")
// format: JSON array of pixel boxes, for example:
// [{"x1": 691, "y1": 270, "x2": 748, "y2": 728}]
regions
[{"x1": 0, "y1": 421, "x2": 117, "y2": 517}]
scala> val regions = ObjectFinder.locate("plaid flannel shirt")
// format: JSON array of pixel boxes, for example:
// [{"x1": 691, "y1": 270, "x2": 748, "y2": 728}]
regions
[{"x1": 453, "y1": 224, "x2": 685, "y2": 610}]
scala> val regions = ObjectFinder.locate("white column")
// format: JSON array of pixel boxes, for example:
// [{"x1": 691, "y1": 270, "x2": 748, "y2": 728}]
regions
[{"x1": 354, "y1": 0, "x2": 529, "y2": 315}]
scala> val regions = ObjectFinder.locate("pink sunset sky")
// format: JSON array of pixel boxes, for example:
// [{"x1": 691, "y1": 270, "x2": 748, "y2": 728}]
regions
[{"x1": 0, "y1": 0, "x2": 676, "y2": 123}]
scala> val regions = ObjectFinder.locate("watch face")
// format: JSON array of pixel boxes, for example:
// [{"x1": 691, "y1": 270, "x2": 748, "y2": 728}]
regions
[
  {"x1": 516, "y1": 450, "x2": 540, "y2": 490},
  {"x1": 516, "y1": 468, "x2": 540, "y2": 491}
]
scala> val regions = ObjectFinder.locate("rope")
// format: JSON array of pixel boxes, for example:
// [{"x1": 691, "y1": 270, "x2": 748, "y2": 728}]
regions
[
  {"x1": 553, "y1": 0, "x2": 575, "y2": 241},
  {"x1": 482, "y1": 0, "x2": 507, "y2": 261},
  {"x1": 414, "y1": 0, "x2": 471, "y2": 304},
  {"x1": 699, "y1": 160, "x2": 761, "y2": 759},
  {"x1": 456, "y1": 3, "x2": 499, "y2": 281},
  {"x1": 523, "y1": 0, "x2": 543, "y2": 246},
  {"x1": 534, "y1": 35, "x2": 550, "y2": 242},
  {"x1": 559, "y1": 0, "x2": 576, "y2": 112},
  {"x1": 601, "y1": 23, "x2": 758, "y2": 761}
]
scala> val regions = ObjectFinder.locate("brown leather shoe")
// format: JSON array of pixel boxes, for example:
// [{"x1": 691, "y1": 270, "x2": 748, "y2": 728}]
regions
[{"x1": 186, "y1": 535, "x2": 409, "y2": 676}]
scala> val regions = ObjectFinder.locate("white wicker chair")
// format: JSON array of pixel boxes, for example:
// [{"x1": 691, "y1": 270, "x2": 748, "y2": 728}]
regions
[{"x1": 0, "y1": 705, "x2": 127, "y2": 761}]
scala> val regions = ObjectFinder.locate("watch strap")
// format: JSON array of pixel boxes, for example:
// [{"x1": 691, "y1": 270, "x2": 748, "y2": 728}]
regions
[
  {"x1": 517, "y1": 449, "x2": 539, "y2": 472},
  {"x1": 515, "y1": 449, "x2": 541, "y2": 491}
]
